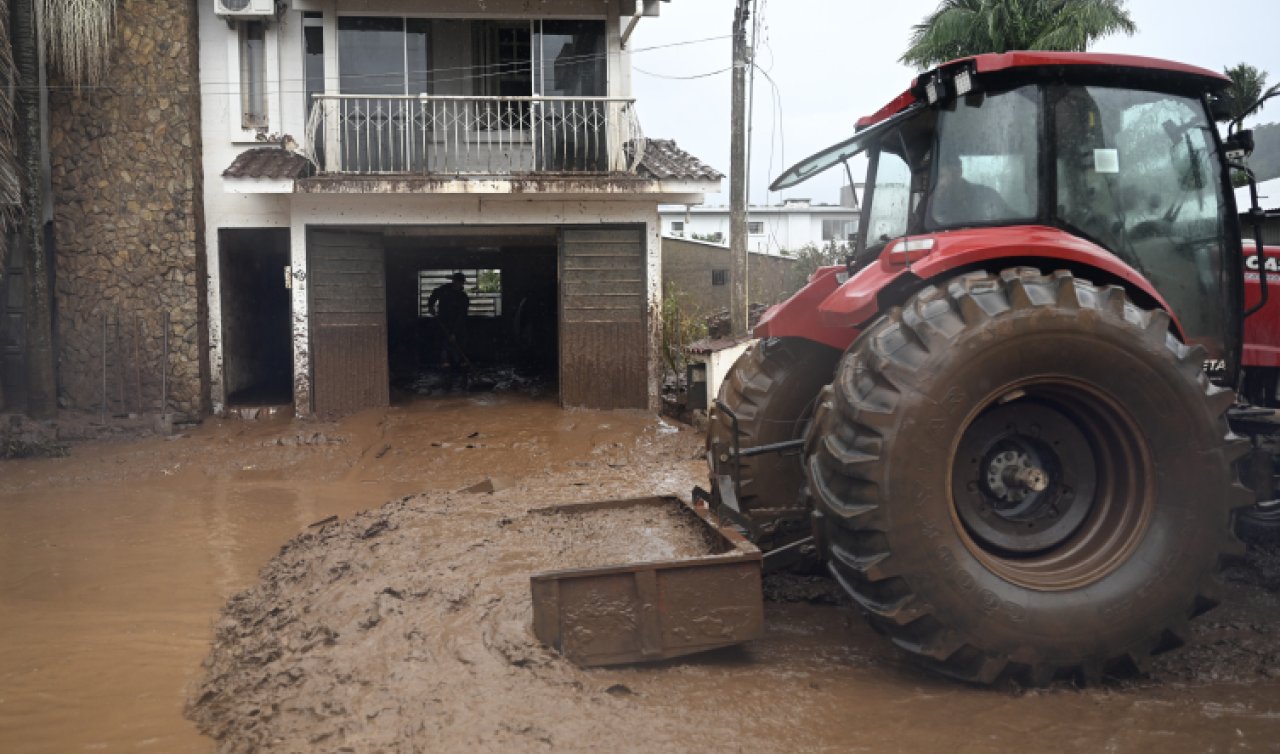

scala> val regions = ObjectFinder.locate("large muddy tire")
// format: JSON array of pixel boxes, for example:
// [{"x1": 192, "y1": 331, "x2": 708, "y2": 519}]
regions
[
  {"x1": 806, "y1": 268, "x2": 1250, "y2": 685},
  {"x1": 709, "y1": 337, "x2": 840, "y2": 544},
  {"x1": 1235, "y1": 505, "x2": 1280, "y2": 545}
]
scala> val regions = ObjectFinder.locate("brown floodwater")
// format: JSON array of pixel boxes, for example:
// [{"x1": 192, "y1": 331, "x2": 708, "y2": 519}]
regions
[
  {"x1": 2, "y1": 394, "x2": 1280, "y2": 753},
  {"x1": 0, "y1": 396, "x2": 690, "y2": 753}
]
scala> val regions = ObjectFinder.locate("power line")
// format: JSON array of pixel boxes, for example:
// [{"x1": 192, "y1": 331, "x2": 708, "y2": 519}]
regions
[
  {"x1": 24, "y1": 32, "x2": 735, "y2": 95},
  {"x1": 634, "y1": 66, "x2": 729, "y2": 80}
]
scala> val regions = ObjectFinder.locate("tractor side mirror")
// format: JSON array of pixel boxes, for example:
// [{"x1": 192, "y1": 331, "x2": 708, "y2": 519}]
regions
[{"x1": 1225, "y1": 129, "x2": 1255, "y2": 163}]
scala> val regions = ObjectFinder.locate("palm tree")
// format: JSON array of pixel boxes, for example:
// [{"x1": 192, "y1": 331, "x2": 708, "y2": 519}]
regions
[
  {"x1": 901, "y1": 0, "x2": 1137, "y2": 70},
  {"x1": 1224, "y1": 63, "x2": 1280, "y2": 124}
]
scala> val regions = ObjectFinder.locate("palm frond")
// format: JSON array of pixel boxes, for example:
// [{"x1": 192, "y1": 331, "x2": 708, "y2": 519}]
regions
[
  {"x1": 0, "y1": 0, "x2": 18, "y2": 240},
  {"x1": 40, "y1": 0, "x2": 116, "y2": 87},
  {"x1": 903, "y1": 0, "x2": 1136, "y2": 69}
]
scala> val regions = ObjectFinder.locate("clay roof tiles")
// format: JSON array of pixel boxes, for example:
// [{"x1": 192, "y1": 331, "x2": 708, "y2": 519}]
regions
[
  {"x1": 637, "y1": 139, "x2": 724, "y2": 182},
  {"x1": 222, "y1": 147, "x2": 312, "y2": 181}
]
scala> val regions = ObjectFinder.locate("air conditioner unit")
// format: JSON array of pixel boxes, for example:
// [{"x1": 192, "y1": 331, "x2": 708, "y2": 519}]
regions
[{"x1": 214, "y1": 0, "x2": 276, "y2": 19}]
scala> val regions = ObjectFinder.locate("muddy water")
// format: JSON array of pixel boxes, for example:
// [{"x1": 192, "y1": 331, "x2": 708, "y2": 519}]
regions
[
  {"x1": 4, "y1": 395, "x2": 1280, "y2": 753},
  {"x1": 0, "y1": 396, "x2": 694, "y2": 753}
]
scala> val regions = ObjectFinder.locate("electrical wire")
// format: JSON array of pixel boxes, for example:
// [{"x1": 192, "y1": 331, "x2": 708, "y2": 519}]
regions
[
  {"x1": 633, "y1": 66, "x2": 729, "y2": 81},
  {"x1": 21, "y1": 31, "x2": 735, "y2": 95}
]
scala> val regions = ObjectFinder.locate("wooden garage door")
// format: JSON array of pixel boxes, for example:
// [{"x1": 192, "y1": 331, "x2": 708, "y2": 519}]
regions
[
  {"x1": 560, "y1": 227, "x2": 648, "y2": 409},
  {"x1": 308, "y1": 230, "x2": 388, "y2": 417}
]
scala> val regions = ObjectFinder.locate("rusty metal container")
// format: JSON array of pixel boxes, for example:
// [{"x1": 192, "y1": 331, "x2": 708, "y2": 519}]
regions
[{"x1": 530, "y1": 496, "x2": 764, "y2": 667}]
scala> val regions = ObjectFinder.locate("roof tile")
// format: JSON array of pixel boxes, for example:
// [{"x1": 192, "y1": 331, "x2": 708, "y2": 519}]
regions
[
  {"x1": 223, "y1": 147, "x2": 311, "y2": 181},
  {"x1": 638, "y1": 139, "x2": 724, "y2": 181}
]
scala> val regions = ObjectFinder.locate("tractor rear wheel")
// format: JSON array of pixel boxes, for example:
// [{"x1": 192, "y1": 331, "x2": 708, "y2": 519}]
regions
[
  {"x1": 709, "y1": 337, "x2": 840, "y2": 545},
  {"x1": 805, "y1": 268, "x2": 1249, "y2": 685}
]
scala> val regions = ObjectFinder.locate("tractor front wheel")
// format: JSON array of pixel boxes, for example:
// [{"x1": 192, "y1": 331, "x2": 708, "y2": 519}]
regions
[
  {"x1": 805, "y1": 268, "x2": 1249, "y2": 685},
  {"x1": 708, "y1": 337, "x2": 840, "y2": 546}
]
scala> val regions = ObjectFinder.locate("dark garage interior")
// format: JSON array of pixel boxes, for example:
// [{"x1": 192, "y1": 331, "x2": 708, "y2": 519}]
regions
[
  {"x1": 383, "y1": 227, "x2": 559, "y2": 399},
  {"x1": 220, "y1": 228, "x2": 293, "y2": 406}
]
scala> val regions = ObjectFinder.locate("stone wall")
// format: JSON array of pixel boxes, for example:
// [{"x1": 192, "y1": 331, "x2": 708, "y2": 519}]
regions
[
  {"x1": 662, "y1": 237, "x2": 801, "y2": 319},
  {"x1": 46, "y1": 0, "x2": 207, "y2": 416}
]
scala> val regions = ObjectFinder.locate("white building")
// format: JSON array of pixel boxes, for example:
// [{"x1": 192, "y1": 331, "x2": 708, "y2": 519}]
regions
[
  {"x1": 198, "y1": 0, "x2": 721, "y2": 417},
  {"x1": 659, "y1": 198, "x2": 860, "y2": 255}
]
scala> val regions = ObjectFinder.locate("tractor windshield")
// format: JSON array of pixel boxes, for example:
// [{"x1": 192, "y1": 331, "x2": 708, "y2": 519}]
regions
[
  {"x1": 1052, "y1": 85, "x2": 1229, "y2": 346},
  {"x1": 926, "y1": 86, "x2": 1042, "y2": 229}
]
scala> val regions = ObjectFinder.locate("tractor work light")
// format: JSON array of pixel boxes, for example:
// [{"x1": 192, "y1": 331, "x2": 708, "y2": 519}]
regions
[
  {"x1": 925, "y1": 78, "x2": 944, "y2": 105},
  {"x1": 954, "y1": 69, "x2": 974, "y2": 96}
]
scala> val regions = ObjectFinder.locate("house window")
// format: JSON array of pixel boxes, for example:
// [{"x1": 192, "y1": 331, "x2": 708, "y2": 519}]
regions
[
  {"x1": 303, "y1": 13, "x2": 324, "y2": 144},
  {"x1": 338, "y1": 17, "x2": 431, "y2": 96},
  {"x1": 822, "y1": 218, "x2": 858, "y2": 242},
  {"x1": 419, "y1": 270, "x2": 502, "y2": 318},
  {"x1": 240, "y1": 21, "x2": 268, "y2": 128},
  {"x1": 538, "y1": 21, "x2": 606, "y2": 96},
  {"x1": 671, "y1": 221, "x2": 684, "y2": 235},
  {"x1": 747, "y1": 221, "x2": 764, "y2": 235},
  {"x1": 712, "y1": 269, "x2": 729, "y2": 286}
]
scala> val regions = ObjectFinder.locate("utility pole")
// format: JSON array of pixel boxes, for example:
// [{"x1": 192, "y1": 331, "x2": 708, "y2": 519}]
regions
[{"x1": 729, "y1": 0, "x2": 751, "y2": 338}]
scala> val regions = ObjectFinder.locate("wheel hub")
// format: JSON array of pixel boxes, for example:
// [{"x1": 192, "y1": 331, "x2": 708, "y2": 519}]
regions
[
  {"x1": 985, "y1": 448, "x2": 1050, "y2": 509},
  {"x1": 953, "y1": 401, "x2": 1097, "y2": 555}
]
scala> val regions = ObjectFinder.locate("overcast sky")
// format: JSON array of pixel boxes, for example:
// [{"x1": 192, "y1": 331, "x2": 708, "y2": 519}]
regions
[{"x1": 630, "y1": 0, "x2": 1280, "y2": 207}]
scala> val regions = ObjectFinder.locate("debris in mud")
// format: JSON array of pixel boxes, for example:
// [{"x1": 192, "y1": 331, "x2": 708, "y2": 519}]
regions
[
  {"x1": 1, "y1": 415, "x2": 71, "y2": 458},
  {"x1": 762, "y1": 573, "x2": 845, "y2": 606},
  {"x1": 265, "y1": 431, "x2": 345, "y2": 447},
  {"x1": 2, "y1": 435, "x2": 69, "y2": 460},
  {"x1": 308, "y1": 515, "x2": 339, "y2": 529},
  {"x1": 459, "y1": 476, "x2": 512, "y2": 495},
  {"x1": 406, "y1": 366, "x2": 548, "y2": 396},
  {"x1": 1140, "y1": 542, "x2": 1280, "y2": 685}
]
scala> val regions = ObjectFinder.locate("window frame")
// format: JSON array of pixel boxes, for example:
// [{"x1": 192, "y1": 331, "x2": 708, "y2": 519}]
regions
[{"x1": 228, "y1": 19, "x2": 279, "y2": 142}]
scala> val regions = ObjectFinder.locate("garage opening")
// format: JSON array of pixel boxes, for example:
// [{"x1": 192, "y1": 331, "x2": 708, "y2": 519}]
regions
[
  {"x1": 220, "y1": 229, "x2": 292, "y2": 406},
  {"x1": 384, "y1": 227, "x2": 559, "y2": 399}
]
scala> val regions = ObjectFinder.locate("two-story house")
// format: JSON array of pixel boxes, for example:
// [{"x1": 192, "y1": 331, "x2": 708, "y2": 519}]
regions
[{"x1": 200, "y1": 0, "x2": 720, "y2": 417}]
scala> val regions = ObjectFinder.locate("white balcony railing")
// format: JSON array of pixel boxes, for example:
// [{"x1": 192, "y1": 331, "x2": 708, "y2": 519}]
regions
[{"x1": 303, "y1": 95, "x2": 647, "y2": 176}]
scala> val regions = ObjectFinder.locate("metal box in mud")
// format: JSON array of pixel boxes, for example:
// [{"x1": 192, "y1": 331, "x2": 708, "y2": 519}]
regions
[{"x1": 529, "y1": 496, "x2": 764, "y2": 667}]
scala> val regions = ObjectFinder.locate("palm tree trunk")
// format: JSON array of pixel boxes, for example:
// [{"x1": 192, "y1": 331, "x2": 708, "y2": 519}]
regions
[{"x1": 13, "y1": 0, "x2": 55, "y2": 418}]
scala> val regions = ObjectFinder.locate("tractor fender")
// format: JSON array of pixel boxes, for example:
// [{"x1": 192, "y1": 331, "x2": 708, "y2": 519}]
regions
[
  {"x1": 753, "y1": 266, "x2": 860, "y2": 351},
  {"x1": 816, "y1": 225, "x2": 1183, "y2": 337}
]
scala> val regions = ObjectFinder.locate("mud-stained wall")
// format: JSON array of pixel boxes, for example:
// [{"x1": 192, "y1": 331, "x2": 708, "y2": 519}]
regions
[
  {"x1": 662, "y1": 237, "x2": 800, "y2": 317},
  {"x1": 47, "y1": 0, "x2": 208, "y2": 415}
]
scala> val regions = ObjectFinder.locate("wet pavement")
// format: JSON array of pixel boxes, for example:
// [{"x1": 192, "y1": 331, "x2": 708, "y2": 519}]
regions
[{"x1": 1, "y1": 395, "x2": 1279, "y2": 753}]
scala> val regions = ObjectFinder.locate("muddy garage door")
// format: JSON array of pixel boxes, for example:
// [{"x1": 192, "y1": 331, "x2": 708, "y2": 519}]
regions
[
  {"x1": 308, "y1": 230, "x2": 389, "y2": 417},
  {"x1": 559, "y1": 227, "x2": 647, "y2": 409}
]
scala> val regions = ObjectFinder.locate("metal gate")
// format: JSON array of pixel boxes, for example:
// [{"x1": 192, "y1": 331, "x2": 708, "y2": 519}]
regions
[
  {"x1": 308, "y1": 230, "x2": 388, "y2": 417},
  {"x1": 559, "y1": 227, "x2": 648, "y2": 409}
]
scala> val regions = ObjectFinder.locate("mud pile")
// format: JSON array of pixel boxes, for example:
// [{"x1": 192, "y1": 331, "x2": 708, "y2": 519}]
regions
[{"x1": 186, "y1": 493, "x2": 736, "y2": 753}]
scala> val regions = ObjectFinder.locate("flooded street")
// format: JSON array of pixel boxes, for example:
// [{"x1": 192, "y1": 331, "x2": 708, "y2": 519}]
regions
[{"x1": 2, "y1": 396, "x2": 1280, "y2": 752}]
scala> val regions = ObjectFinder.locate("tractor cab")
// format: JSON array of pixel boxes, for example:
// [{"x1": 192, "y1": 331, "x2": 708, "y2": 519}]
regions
[{"x1": 772, "y1": 52, "x2": 1243, "y2": 371}]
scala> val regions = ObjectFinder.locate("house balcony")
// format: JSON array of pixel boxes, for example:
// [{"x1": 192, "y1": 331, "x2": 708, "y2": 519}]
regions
[{"x1": 304, "y1": 94, "x2": 647, "y2": 176}]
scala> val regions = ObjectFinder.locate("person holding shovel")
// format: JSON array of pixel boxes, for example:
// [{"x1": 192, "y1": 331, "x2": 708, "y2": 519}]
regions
[{"x1": 427, "y1": 272, "x2": 471, "y2": 385}]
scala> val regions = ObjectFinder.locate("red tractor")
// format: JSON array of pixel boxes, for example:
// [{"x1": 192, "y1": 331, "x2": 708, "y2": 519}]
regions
[{"x1": 705, "y1": 51, "x2": 1275, "y2": 685}]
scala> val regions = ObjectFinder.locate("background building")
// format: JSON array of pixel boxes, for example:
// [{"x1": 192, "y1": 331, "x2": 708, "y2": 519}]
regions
[{"x1": 659, "y1": 198, "x2": 860, "y2": 256}]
